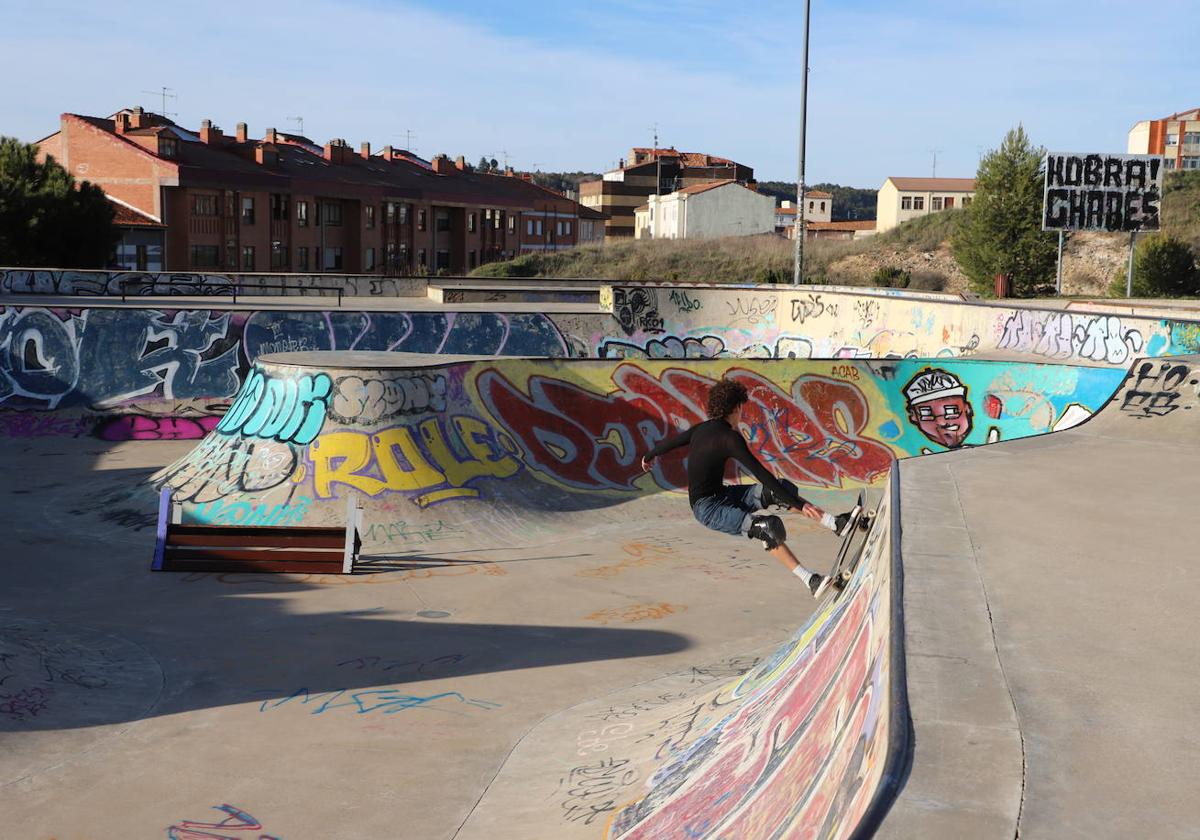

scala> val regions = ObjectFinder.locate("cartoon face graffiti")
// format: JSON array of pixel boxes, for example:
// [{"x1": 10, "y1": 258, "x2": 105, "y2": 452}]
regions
[{"x1": 904, "y1": 367, "x2": 973, "y2": 449}]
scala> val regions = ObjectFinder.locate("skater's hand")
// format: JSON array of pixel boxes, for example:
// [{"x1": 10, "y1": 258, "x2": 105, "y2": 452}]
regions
[
  {"x1": 640, "y1": 455, "x2": 654, "y2": 472},
  {"x1": 800, "y1": 503, "x2": 824, "y2": 521}
]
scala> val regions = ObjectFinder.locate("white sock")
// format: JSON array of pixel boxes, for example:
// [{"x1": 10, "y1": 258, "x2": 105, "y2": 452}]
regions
[
  {"x1": 820, "y1": 512, "x2": 838, "y2": 531},
  {"x1": 792, "y1": 565, "x2": 818, "y2": 582}
]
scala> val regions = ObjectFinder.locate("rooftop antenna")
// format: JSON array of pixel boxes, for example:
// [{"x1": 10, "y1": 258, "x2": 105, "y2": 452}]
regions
[
  {"x1": 287, "y1": 116, "x2": 304, "y2": 136},
  {"x1": 140, "y1": 86, "x2": 177, "y2": 118},
  {"x1": 399, "y1": 129, "x2": 417, "y2": 151},
  {"x1": 930, "y1": 148, "x2": 943, "y2": 178}
]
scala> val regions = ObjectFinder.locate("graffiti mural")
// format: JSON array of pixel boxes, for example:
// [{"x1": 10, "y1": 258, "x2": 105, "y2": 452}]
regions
[
  {"x1": 166, "y1": 803, "x2": 282, "y2": 840},
  {"x1": 477, "y1": 364, "x2": 894, "y2": 493},
  {"x1": 216, "y1": 367, "x2": 332, "y2": 445},
  {"x1": 903, "y1": 367, "x2": 974, "y2": 449}
]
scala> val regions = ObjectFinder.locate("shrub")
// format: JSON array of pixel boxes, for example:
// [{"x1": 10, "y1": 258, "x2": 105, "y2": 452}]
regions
[
  {"x1": 1108, "y1": 234, "x2": 1199, "y2": 298},
  {"x1": 872, "y1": 266, "x2": 910, "y2": 288}
]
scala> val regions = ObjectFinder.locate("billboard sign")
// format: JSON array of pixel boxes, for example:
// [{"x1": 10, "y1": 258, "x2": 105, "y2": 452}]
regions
[{"x1": 1043, "y1": 152, "x2": 1164, "y2": 232}]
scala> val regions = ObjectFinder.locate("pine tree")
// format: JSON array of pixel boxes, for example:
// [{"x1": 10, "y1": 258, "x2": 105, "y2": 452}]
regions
[
  {"x1": 0, "y1": 137, "x2": 118, "y2": 268},
  {"x1": 952, "y1": 126, "x2": 1058, "y2": 297}
]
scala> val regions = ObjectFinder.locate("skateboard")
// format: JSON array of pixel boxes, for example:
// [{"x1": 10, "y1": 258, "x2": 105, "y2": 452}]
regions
[{"x1": 828, "y1": 491, "x2": 871, "y2": 591}]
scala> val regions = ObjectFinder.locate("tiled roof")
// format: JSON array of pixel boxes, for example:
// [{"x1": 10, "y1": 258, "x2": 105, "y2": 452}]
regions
[
  {"x1": 107, "y1": 198, "x2": 164, "y2": 227},
  {"x1": 629, "y1": 147, "x2": 739, "y2": 168},
  {"x1": 887, "y1": 177, "x2": 975, "y2": 192}
]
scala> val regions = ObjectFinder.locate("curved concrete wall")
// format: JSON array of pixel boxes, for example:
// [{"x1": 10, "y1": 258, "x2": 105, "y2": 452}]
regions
[
  {"x1": 153, "y1": 355, "x2": 1122, "y2": 543},
  {"x1": 4, "y1": 284, "x2": 1197, "y2": 440}
]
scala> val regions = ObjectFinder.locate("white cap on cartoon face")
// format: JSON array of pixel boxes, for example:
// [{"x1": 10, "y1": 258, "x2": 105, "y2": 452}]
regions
[{"x1": 905, "y1": 369, "x2": 965, "y2": 405}]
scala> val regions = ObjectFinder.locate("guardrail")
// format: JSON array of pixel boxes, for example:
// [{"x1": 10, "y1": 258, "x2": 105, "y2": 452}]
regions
[{"x1": 120, "y1": 278, "x2": 343, "y2": 305}]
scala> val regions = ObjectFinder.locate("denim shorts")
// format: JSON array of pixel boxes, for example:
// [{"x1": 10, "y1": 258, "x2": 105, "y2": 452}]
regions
[{"x1": 692, "y1": 484, "x2": 764, "y2": 536}]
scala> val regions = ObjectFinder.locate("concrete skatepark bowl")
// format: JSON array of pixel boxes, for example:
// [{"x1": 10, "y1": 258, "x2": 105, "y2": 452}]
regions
[{"x1": 1, "y1": 278, "x2": 1199, "y2": 838}]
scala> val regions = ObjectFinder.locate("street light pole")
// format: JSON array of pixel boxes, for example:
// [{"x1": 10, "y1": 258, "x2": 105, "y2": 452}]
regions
[{"x1": 791, "y1": 0, "x2": 811, "y2": 285}]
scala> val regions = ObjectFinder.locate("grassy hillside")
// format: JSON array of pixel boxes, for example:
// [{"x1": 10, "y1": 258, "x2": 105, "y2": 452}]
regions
[{"x1": 472, "y1": 172, "x2": 1200, "y2": 293}]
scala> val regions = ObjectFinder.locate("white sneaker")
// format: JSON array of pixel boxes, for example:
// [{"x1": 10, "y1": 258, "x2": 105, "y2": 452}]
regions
[
  {"x1": 835, "y1": 505, "x2": 863, "y2": 538},
  {"x1": 808, "y1": 573, "x2": 834, "y2": 599}
]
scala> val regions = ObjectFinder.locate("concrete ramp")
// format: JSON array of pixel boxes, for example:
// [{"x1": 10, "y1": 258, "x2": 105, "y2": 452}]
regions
[{"x1": 458, "y1": 474, "x2": 901, "y2": 840}]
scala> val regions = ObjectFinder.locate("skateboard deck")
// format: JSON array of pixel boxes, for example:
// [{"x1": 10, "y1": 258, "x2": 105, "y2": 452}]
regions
[{"x1": 829, "y1": 491, "x2": 869, "y2": 590}]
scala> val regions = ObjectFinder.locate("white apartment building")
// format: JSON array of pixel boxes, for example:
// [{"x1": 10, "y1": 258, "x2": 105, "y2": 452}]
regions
[
  {"x1": 876, "y1": 177, "x2": 975, "y2": 233},
  {"x1": 634, "y1": 180, "x2": 776, "y2": 240}
]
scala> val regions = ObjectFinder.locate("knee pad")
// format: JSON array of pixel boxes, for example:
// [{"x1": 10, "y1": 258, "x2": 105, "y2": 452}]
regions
[
  {"x1": 761, "y1": 479, "x2": 798, "y2": 510},
  {"x1": 747, "y1": 514, "x2": 786, "y2": 550}
]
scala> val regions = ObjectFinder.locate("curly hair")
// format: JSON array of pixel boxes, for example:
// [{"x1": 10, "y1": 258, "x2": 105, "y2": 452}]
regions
[{"x1": 706, "y1": 378, "x2": 748, "y2": 420}]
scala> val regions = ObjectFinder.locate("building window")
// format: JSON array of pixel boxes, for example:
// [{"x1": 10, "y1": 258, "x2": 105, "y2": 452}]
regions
[
  {"x1": 808, "y1": 201, "x2": 814, "y2": 211},
  {"x1": 1183, "y1": 157, "x2": 1200, "y2": 170},
  {"x1": 270, "y1": 194, "x2": 289, "y2": 220},
  {"x1": 323, "y1": 246, "x2": 344, "y2": 270},
  {"x1": 468, "y1": 213, "x2": 477, "y2": 233},
  {"x1": 398, "y1": 203, "x2": 409, "y2": 224},
  {"x1": 931, "y1": 197, "x2": 943, "y2": 211},
  {"x1": 508, "y1": 216, "x2": 516, "y2": 234},
  {"x1": 536, "y1": 219, "x2": 543, "y2": 235},
  {"x1": 901, "y1": 196, "x2": 913, "y2": 210},
  {"x1": 1185, "y1": 132, "x2": 1200, "y2": 146},
  {"x1": 417, "y1": 249, "x2": 427, "y2": 267},
  {"x1": 225, "y1": 240, "x2": 238, "y2": 269},
  {"x1": 365, "y1": 205, "x2": 375, "y2": 228},
  {"x1": 385, "y1": 202, "x2": 396, "y2": 223},
  {"x1": 297, "y1": 201, "x2": 309, "y2": 227},
  {"x1": 418, "y1": 209, "x2": 427, "y2": 231},
  {"x1": 1166, "y1": 133, "x2": 1179, "y2": 145},
  {"x1": 962, "y1": 196, "x2": 973, "y2": 207},
  {"x1": 192, "y1": 194, "x2": 218, "y2": 216},
  {"x1": 241, "y1": 245, "x2": 255, "y2": 270},
  {"x1": 565, "y1": 221, "x2": 572, "y2": 236},
  {"x1": 270, "y1": 241, "x2": 287, "y2": 269},
  {"x1": 159, "y1": 138, "x2": 178, "y2": 158},
  {"x1": 365, "y1": 247, "x2": 376, "y2": 270},
  {"x1": 912, "y1": 196, "x2": 925, "y2": 210},
  {"x1": 241, "y1": 197, "x2": 256, "y2": 225},
  {"x1": 468, "y1": 250, "x2": 476, "y2": 269},
  {"x1": 435, "y1": 250, "x2": 450, "y2": 270},
  {"x1": 944, "y1": 196, "x2": 955, "y2": 209},
  {"x1": 526, "y1": 219, "x2": 534, "y2": 235},
  {"x1": 436, "y1": 213, "x2": 450, "y2": 232},
  {"x1": 1166, "y1": 159, "x2": 1177, "y2": 170},
  {"x1": 494, "y1": 210, "x2": 502, "y2": 229},
  {"x1": 189, "y1": 244, "x2": 219, "y2": 267},
  {"x1": 298, "y1": 246, "x2": 310, "y2": 271},
  {"x1": 820, "y1": 201, "x2": 826, "y2": 212},
  {"x1": 322, "y1": 202, "x2": 343, "y2": 226},
  {"x1": 555, "y1": 221, "x2": 563, "y2": 236},
  {"x1": 399, "y1": 244, "x2": 410, "y2": 267}
]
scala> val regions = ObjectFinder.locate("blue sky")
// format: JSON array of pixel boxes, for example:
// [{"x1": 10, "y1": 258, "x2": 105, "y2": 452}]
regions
[{"x1": 4, "y1": 0, "x2": 1198, "y2": 187}]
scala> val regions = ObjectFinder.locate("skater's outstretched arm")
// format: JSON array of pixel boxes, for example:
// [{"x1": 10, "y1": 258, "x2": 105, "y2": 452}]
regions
[
  {"x1": 728, "y1": 434, "x2": 825, "y2": 520},
  {"x1": 641, "y1": 425, "x2": 695, "y2": 469}
]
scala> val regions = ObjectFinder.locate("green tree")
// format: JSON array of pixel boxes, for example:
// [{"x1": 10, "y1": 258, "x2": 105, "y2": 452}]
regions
[
  {"x1": 0, "y1": 137, "x2": 118, "y2": 268},
  {"x1": 952, "y1": 125, "x2": 1058, "y2": 297},
  {"x1": 1108, "y1": 234, "x2": 1199, "y2": 298}
]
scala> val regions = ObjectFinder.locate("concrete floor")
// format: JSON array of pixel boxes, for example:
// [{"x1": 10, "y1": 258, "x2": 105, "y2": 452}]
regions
[{"x1": 0, "y1": 435, "x2": 855, "y2": 839}]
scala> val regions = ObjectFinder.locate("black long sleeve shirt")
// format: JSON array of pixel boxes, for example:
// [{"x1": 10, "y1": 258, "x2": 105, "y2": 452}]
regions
[{"x1": 645, "y1": 417, "x2": 811, "y2": 510}]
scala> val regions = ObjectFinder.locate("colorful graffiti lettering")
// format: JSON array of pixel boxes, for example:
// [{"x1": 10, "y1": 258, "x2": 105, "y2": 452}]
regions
[
  {"x1": 998, "y1": 311, "x2": 1145, "y2": 364},
  {"x1": 477, "y1": 364, "x2": 893, "y2": 493},
  {"x1": 166, "y1": 803, "x2": 281, "y2": 840},
  {"x1": 189, "y1": 495, "x2": 312, "y2": 526},
  {"x1": 329, "y1": 372, "x2": 447, "y2": 423},
  {"x1": 1120, "y1": 360, "x2": 1197, "y2": 418},
  {"x1": 216, "y1": 368, "x2": 332, "y2": 445},
  {"x1": 96, "y1": 415, "x2": 222, "y2": 441},
  {"x1": 258, "y1": 686, "x2": 501, "y2": 716},
  {"x1": 307, "y1": 415, "x2": 521, "y2": 506},
  {"x1": 157, "y1": 434, "x2": 298, "y2": 504}
]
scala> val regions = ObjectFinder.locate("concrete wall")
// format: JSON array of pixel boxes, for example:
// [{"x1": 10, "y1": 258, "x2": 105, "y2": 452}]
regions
[{"x1": 681, "y1": 185, "x2": 776, "y2": 239}]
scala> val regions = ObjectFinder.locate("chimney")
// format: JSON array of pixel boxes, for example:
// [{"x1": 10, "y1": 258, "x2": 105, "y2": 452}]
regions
[
  {"x1": 199, "y1": 120, "x2": 223, "y2": 145},
  {"x1": 114, "y1": 112, "x2": 130, "y2": 134},
  {"x1": 360, "y1": 141, "x2": 371, "y2": 160},
  {"x1": 381, "y1": 145, "x2": 396, "y2": 161},
  {"x1": 454, "y1": 154, "x2": 467, "y2": 171},
  {"x1": 324, "y1": 138, "x2": 350, "y2": 164},
  {"x1": 505, "y1": 166, "x2": 514, "y2": 177},
  {"x1": 432, "y1": 154, "x2": 455, "y2": 175},
  {"x1": 265, "y1": 127, "x2": 277, "y2": 144},
  {"x1": 236, "y1": 122, "x2": 248, "y2": 143},
  {"x1": 129, "y1": 106, "x2": 146, "y2": 129}
]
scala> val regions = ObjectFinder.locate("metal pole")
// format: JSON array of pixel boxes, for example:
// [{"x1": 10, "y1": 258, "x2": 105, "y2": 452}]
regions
[
  {"x1": 1055, "y1": 230, "x2": 1064, "y2": 295},
  {"x1": 791, "y1": 0, "x2": 811, "y2": 285},
  {"x1": 1126, "y1": 231, "x2": 1137, "y2": 298}
]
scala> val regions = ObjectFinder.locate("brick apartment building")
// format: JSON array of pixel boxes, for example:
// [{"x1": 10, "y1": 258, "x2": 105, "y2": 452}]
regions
[
  {"x1": 578, "y1": 147, "x2": 754, "y2": 238},
  {"x1": 36, "y1": 108, "x2": 604, "y2": 274}
]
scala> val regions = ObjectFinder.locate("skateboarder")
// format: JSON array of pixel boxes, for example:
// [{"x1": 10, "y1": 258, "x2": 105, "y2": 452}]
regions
[{"x1": 640, "y1": 378, "x2": 861, "y2": 598}]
